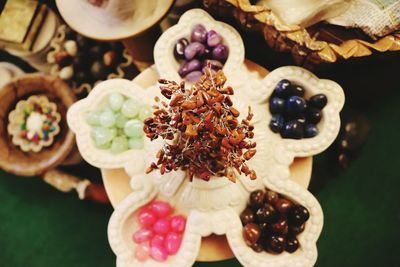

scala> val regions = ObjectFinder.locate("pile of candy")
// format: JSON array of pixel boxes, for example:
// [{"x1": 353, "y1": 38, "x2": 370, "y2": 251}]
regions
[
  {"x1": 269, "y1": 79, "x2": 328, "y2": 139},
  {"x1": 174, "y1": 24, "x2": 229, "y2": 82},
  {"x1": 144, "y1": 69, "x2": 256, "y2": 182},
  {"x1": 86, "y1": 92, "x2": 151, "y2": 153},
  {"x1": 132, "y1": 200, "x2": 186, "y2": 262},
  {"x1": 49, "y1": 27, "x2": 126, "y2": 87},
  {"x1": 8, "y1": 96, "x2": 60, "y2": 152},
  {"x1": 241, "y1": 188, "x2": 310, "y2": 254}
]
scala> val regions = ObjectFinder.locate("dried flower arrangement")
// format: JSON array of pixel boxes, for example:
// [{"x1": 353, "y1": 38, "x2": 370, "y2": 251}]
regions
[{"x1": 144, "y1": 69, "x2": 257, "y2": 182}]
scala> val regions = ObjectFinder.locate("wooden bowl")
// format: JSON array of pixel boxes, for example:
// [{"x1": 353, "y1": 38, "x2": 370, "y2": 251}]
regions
[{"x1": 0, "y1": 74, "x2": 76, "y2": 176}]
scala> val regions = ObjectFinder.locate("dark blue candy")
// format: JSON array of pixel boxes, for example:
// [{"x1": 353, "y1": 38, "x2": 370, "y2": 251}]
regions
[
  {"x1": 281, "y1": 120, "x2": 304, "y2": 139},
  {"x1": 286, "y1": 96, "x2": 306, "y2": 116},
  {"x1": 306, "y1": 107, "x2": 322, "y2": 124},
  {"x1": 269, "y1": 114, "x2": 284, "y2": 133},
  {"x1": 290, "y1": 85, "x2": 305, "y2": 97},
  {"x1": 269, "y1": 97, "x2": 285, "y2": 114},
  {"x1": 274, "y1": 79, "x2": 291, "y2": 98},
  {"x1": 308, "y1": 94, "x2": 327, "y2": 109},
  {"x1": 304, "y1": 124, "x2": 319, "y2": 138}
]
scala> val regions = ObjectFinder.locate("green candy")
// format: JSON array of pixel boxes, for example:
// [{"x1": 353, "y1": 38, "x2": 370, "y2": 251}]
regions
[
  {"x1": 124, "y1": 119, "x2": 144, "y2": 138},
  {"x1": 121, "y1": 99, "x2": 139, "y2": 118},
  {"x1": 128, "y1": 138, "x2": 144, "y2": 149},
  {"x1": 86, "y1": 111, "x2": 101, "y2": 126},
  {"x1": 94, "y1": 127, "x2": 114, "y2": 145},
  {"x1": 115, "y1": 113, "x2": 128, "y2": 128},
  {"x1": 108, "y1": 93, "x2": 125, "y2": 111},
  {"x1": 99, "y1": 109, "x2": 116, "y2": 128},
  {"x1": 110, "y1": 136, "x2": 129, "y2": 154}
]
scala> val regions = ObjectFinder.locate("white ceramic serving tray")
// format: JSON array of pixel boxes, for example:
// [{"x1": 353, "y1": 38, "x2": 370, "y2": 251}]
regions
[{"x1": 69, "y1": 9, "x2": 345, "y2": 267}]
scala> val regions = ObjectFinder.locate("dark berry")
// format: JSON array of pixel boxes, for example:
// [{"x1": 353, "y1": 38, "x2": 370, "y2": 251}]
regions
[
  {"x1": 290, "y1": 85, "x2": 305, "y2": 97},
  {"x1": 286, "y1": 96, "x2": 307, "y2": 116},
  {"x1": 274, "y1": 198, "x2": 294, "y2": 215},
  {"x1": 289, "y1": 205, "x2": 310, "y2": 226},
  {"x1": 243, "y1": 223, "x2": 261, "y2": 246},
  {"x1": 306, "y1": 107, "x2": 322, "y2": 124},
  {"x1": 281, "y1": 120, "x2": 304, "y2": 139},
  {"x1": 249, "y1": 190, "x2": 265, "y2": 209},
  {"x1": 240, "y1": 208, "x2": 255, "y2": 225},
  {"x1": 269, "y1": 114, "x2": 284, "y2": 133},
  {"x1": 267, "y1": 235, "x2": 285, "y2": 254},
  {"x1": 274, "y1": 79, "x2": 291, "y2": 98},
  {"x1": 309, "y1": 94, "x2": 327, "y2": 109},
  {"x1": 269, "y1": 97, "x2": 285, "y2": 114},
  {"x1": 256, "y1": 204, "x2": 277, "y2": 223},
  {"x1": 285, "y1": 236, "x2": 300, "y2": 253},
  {"x1": 304, "y1": 124, "x2": 319, "y2": 138}
]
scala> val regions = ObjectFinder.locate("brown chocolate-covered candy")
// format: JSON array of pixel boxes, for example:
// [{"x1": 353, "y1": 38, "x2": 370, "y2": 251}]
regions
[
  {"x1": 256, "y1": 203, "x2": 277, "y2": 223},
  {"x1": 243, "y1": 223, "x2": 261, "y2": 246},
  {"x1": 285, "y1": 236, "x2": 299, "y2": 253},
  {"x1": 249, "y1": 190, "x2": 265, "y2": 209},
  {"x1": 289, "y1": 205, "x2": 310, "y2": 226},
  {"x1": 270, "y1": 218, "x2": 288, "y2": 235},
  {"x1": 264, "y1": 190, "x2": 279, "y2": 204},
  {"x1": 274, "y1": 198, "x2": 294, "y2": 215},
  {"x1": 267, "y1": 235, "x2": 285, "y2": 254},
  {"x1": 240, "y1": 208, "x2": 255, "y2": 225},
  {"x1": 250, "y1": 242, "x2": 264, "y2": 253},
  {"x1": 290, "y1": 223, "x2": 305, "y2": 235}
]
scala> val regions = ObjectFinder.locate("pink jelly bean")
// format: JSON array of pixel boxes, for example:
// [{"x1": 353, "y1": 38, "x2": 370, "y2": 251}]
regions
[
  {"x1": 170, "y1": 215, "x2": 186, "y2": 233},
  {"x1": 150, "y1": 245, "x2": 168, "y2": 262},
  {"x1": 135, "y1": 243, "x2": 150, "y2": 262},
  {"x1": 150, "y1": 234, "x2": 165, "y2": 247},
  {"x1": 164, "y1": 232, "x2": 182, "y2": 255},
  {"x1": 153, "y1": 218, "x2": 171, "y2": 235},
  {"x1": 138, "y1": 210, "x2": 157, "y2": 228},
  {"x1": 150, "y1": 201, "x2": 172, "y2": 218},
  {"x1": 132, "y1": 228, "x2": 154, "y2": 244}
]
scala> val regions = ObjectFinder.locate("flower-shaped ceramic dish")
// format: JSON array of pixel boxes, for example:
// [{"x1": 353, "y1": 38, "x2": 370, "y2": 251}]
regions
[
  {"x1": 154, "y1": 8, "x2": 245, "y2": 83},
  {"x1": 105, "y1": 64, "x2": 344, "y2": 267},
  {"x1": 47, "y1": 24, "x2": 134, "y2": 95},
  {"x1": 8, "y1": 95, "x2": 61, "y2": 152},
  {"x1": 67, "y1": 79, "x2": 154, "y2": 170}
]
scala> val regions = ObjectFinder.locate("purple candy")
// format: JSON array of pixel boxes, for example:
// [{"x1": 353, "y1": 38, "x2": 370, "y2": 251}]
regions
[
  {"x1": 174, "y1": 38, "x2": 189, "y2": 59},
  {"x1": 184, "y1": 42, "x2": 206, "y2": 60},
  {"x1": 185, "y1": 71, "x2": 203, "y2": 82},
  {"x1": 212, "y1": 44, "x2": 229, "y2": 62},
  {"x1": 191, "y1": 24, "x2": 207, "y2": 43},
  {"x1": 207, "y1": 30, "x2": 223, "y2": 47},
  {"x1": 178, "y1": 59, "x2": 202, "y2": 77}
]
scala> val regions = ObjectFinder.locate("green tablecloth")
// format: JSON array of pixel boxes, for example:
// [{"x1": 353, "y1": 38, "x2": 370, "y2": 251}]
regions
[{"x1": 1, "y1": 86, "x2": 400, "y2": 266}]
